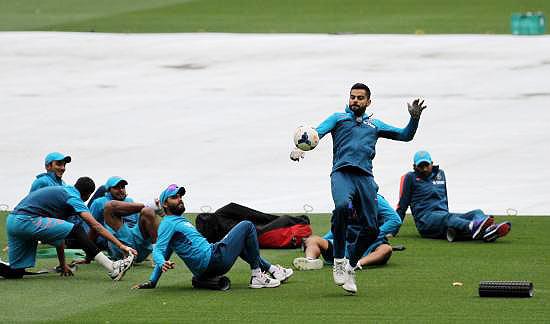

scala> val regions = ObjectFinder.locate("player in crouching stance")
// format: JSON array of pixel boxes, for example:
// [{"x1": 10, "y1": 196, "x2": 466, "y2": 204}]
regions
[
  {"x1": 133, "y1": 184, "x2": 293, "y2": 289},
  {"x1": 1, "y1": 177, "x2": 136, "y2": 280},
  {"x1": 293, "y1": 194, "x2": 401, "y2": 271},
  {"x1": 397, "y1": 150, "x2": 511, "y2": 242}
]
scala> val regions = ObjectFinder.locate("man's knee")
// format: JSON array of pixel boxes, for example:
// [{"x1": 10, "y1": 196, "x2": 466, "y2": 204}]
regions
[
  {"x1": 140, "y1": 207, "x2": 156, "y2": 222},
  {"x1": 377, "y1": 244, "x2": 393, "y2": 265},
  {"x1": 240, "y1": 220, "x2": 254, "y2": 229},
  {"x1": 304, "y1": 236, "x2": 323, "y2": 249}
]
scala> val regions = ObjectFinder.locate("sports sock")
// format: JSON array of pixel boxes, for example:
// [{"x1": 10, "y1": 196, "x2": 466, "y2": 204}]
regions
[
  {"x1": 251, "y1": 268, "x2": 262, "y2": 277},
  {"x1": 306, "y1": 257, "x2": 316, "y2": 260},
  {"x1": 268, "y1": 265, "x2": 278, "y2": 274},
  {"x1": 94, "y1": 253, "x2": 114, "y2": 271}
]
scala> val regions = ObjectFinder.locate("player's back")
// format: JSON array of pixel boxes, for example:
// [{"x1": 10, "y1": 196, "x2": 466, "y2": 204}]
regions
[{"x1": 12, "y1": 186, "x2": 76, "y2": 219}]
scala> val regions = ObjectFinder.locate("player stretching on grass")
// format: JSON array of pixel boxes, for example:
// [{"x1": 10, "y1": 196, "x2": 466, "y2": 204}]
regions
[
  {"x1": 293, "y1": 194, "x2": 401, "y2": 271},
  {"x1": 0, "y1": 177, "x2": 136, "y2": 280},
  {"x1": 291, "y1": 83, "x2": 426, "y2": 293},
  {"x1": 87, "y1": 176, "x2": 156, "y2": 256},
  {"x1": 99, "y1": 177, "x2": 159, "y2": 264},
  {"x1": 132, "y1": 184, "x2": 293, "y2": 289},
  {"x1": 397, "y1": 150, "x2": 511, "y2": 242}
]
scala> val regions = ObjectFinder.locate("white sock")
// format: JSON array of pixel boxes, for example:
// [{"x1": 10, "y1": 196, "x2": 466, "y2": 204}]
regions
[
  {"x1": 334, "y1": 258, "x2": 346, "y2": 264},
  {"x1": 94, "y1": 253, "x2": 114, "y2": 271},
  {"x1": 251, "y1": 268, "x2": 262, "y2": 277},
  {"x1": 306, "y1": 257, "x2": 316, "y2": 260}
]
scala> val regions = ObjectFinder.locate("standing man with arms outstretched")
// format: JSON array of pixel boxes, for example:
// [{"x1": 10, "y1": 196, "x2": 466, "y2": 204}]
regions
[{"x1": 291, "y1": 83, "x2": 426, "y2": 293}]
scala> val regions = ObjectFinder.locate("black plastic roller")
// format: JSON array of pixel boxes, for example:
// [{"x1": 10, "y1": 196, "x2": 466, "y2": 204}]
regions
[{"x1": 479, "y1": 281, "x2": 534, "y2": 297}]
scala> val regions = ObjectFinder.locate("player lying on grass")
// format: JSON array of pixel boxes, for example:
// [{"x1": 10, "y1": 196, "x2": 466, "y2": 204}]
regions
[
  {"x1": 85, "y1": 176, "x2": 158, "y2": 263},
  {"x1": 293, "y1": 194, "x2": 401, "y2": 271},
  {"x1": 397, "y1": 150, "x2": 511, "y2": 242},
  {"x1": 0, "y1": 177, "x2": 136, "y2": 280},
  {"x1": 132, "y1": 184, "x2": 293, "y2": 289},
  {"x1": 291, "y1": 82, "x2": 426, "y2": 294}
]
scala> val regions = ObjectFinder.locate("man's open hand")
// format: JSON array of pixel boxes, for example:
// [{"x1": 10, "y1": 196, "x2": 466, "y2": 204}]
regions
[{"x1": 407, "y1": 98, "x2": 427, "y2": 119}]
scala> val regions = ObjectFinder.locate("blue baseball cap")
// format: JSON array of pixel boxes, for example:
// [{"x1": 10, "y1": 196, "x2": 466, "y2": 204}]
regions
[
  {"x1": 413, "y1": 150, "x2": 432, "y2": 165},
  {"x1": 159, "y1": 184, "x2": 186, "y2": 206},
  {"x1": 45, "y1": 152, "x2": 71, "y2": 165},
  {"x1": 105, "y1": 176, "x2": 128, "y2": 189}
]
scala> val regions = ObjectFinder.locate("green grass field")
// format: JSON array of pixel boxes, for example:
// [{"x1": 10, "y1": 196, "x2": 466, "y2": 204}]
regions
[
  {"x1": 0, "y1": 0, "x2": 549, "y2": 33},
  {"x1": 1, "y1": 211, "x2": 548, "y2": 323}
]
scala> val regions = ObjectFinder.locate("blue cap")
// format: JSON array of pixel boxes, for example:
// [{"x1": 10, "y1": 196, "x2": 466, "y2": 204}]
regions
[
  {"x1": 159, "y1": 184, "x2": 186, "y2": 206},
  {"x1": 45, "y1": 152, "x2": 71, "y2": 165},
  {"x1": 105, "y1": 176, "x2": 128, "y2": 189},
  {"x1": 413, "y1": 150, "x2": 432, "y2": 165}
]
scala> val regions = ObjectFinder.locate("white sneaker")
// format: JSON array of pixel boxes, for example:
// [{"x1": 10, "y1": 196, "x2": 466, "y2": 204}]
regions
[
  {"x1": 333, "y1": 258, "x2": 347, "y2": 286},
  {"x1": 342, "y1": 264, "x2": 357, "y2": 294},
  {"x1": 293, "y1": 257, "x2": 323, "y2": 271},
  {"x1": 109, "y1": 253, "x2": 135, "y2": 281},
  {"x1": 270, "y1": 264, "x2": 294, "y2": 282},
  {"x1": 249, "y1": 272, "x2": 281, "y2": 289}
]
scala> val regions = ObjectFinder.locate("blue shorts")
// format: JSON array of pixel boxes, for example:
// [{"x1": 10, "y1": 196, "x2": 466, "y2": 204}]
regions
[
  {"x1": 322, "y1": 238, "x2": 387, "y2": 265},
  {"x1": 108, "y1": 223, "x2": 152, "y2": 263},
  {"x1": 7, "y1": 213, "x2": 74, "y2": 269}
]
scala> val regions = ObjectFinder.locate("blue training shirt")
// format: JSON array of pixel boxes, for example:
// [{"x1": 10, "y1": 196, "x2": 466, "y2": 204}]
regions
[
  {"x1": 149, "y1": 215, "x2": 213, "y2": 284},
  {"x1": 12, "y1": 186, "x2": 90, "y2": 219},
  {"x1": 316, "y1": 106, "x2": 419, "y2": 176},
  {"x1": 396, "y1": 165, "x2": 448, "y2": 225},
  {"x1": 323, "y1": 194, "x2": 402, "y2": 257},
  {"x1": 89, "y1": 193, "x2": 139, "y2": 228},
  {"x1": 29, "y1": 172, "x2": 65, "y2": 193}
]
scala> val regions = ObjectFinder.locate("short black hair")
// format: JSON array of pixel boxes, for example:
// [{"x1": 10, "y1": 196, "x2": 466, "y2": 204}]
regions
[
  {"x1": 74, "y1": 177, "x2": 95, "y2": 197},
  {"x1": 350, "y1": 83, "x2": 371, "y2": 99}
]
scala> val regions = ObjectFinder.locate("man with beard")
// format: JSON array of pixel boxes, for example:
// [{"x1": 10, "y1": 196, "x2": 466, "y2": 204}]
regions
[
  {"x1": 132, "y1": 184, "x2": 293, "y2": 290},
  {"x1": 397, "y1": 150, "x2": 511, "y2": 242},
  {"x1": 87, "y1": 176, "x2": 157, "y2": 263},
  {"x1": 29, "y1": 152, "x2": 71, "y2": 192},
  {"x1": 290, "y1": 83, "x2": 426, "y2": 294}
]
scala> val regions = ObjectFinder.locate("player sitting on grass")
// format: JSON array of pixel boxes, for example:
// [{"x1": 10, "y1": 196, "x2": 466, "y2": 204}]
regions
[
  {"x1": 101, "y1": 177, "x2": 159, "y2": 264},
  {"x1": 293, "y1": 194, "x2": 401, "y2": 271},
  {"x1": 87, "y1": 176, "x2": 156, "y2": 261},
  {"x1": 0, "y1": 177, "x2": 136, "y2": 280},
  {"x1": 397, "y1": 150, "x2": 511, "y2": 242},
  {"x1": 132, "y1": 184, "x2": 293, "y2": 289}
]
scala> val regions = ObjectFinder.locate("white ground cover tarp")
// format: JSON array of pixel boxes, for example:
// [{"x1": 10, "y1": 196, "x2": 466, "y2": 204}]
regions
[{"x1": 1, "y1": 32, "x2": 549, "y2": 215}]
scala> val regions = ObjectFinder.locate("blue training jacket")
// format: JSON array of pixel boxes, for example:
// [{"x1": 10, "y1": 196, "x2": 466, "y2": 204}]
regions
[
  {"x1": 396, "y1": 166, "x2": 448, "y2": 225},
  {"x1": 149, "y1": 215, "x2": 213, "y2": 284},
  {"x1": 316, "y1": 106, "x2": 419, "y2": 176},
  {"x1": 29, "y1": 172, "x2": 66, "y2": 193},
  {"x1": 12, "y1": 186, "x2": 90, "y2": 219},
  {"x1": 323, "y1": 194, "x2": 402, "y2": 257}
]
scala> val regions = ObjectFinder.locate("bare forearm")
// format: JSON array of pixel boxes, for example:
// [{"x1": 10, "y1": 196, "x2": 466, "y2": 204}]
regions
[
  {"x1": 109, "y1": 201, "x2": 145, "y2": 215},
  {"x1": 56, "y1": 244, "x2": 66, "y2": 267}
]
